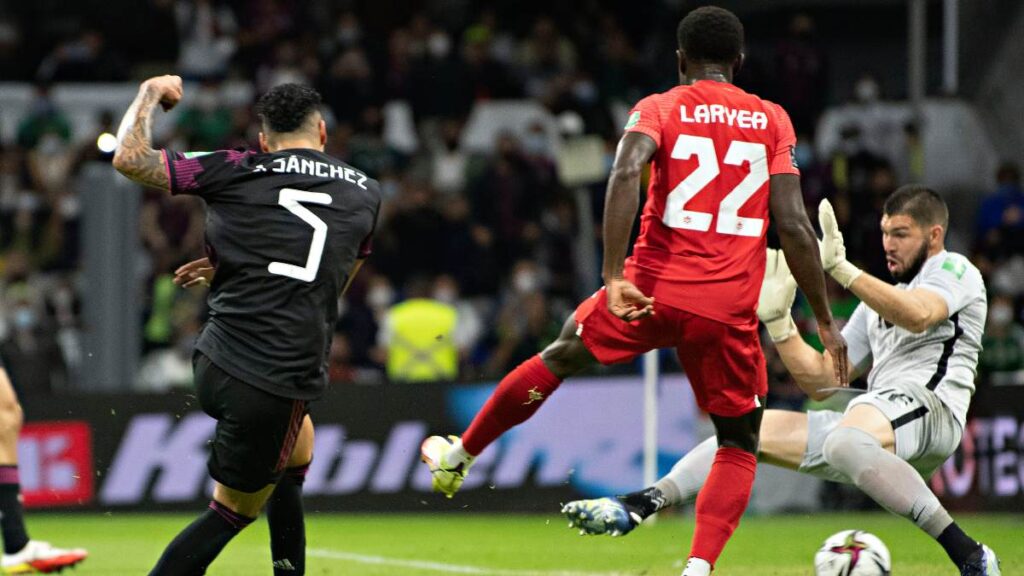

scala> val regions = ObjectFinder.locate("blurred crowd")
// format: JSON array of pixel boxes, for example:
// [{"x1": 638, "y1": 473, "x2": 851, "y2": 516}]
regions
[{"x1": 0, "y1": 1, "x2": 1022, "y2": 398}]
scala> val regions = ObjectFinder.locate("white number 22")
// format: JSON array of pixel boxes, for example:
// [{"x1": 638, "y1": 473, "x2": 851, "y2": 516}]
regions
[
  {"x1": 662, "y1": 135, "x2": 768, "y2": 237},
  {"x1": 268, "y1": 188, "x2": 332, "y2": 282}
]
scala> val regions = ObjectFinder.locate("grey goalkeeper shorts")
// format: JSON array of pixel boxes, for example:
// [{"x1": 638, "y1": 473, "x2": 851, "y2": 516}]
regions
[{"x1": 798, "y1": 385, "x2": 963, "y2": 484}]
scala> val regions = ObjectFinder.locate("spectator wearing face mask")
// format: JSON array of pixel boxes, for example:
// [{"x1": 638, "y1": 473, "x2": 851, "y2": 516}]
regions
[
  {"x1": 980, "y1": 294, "x2": 1024, "y2": 386},
  {"x1": 0, "y1": 288, "x2": 65, "y2": 394},
  {"x1": 484, "y1": 260, "x2": 560, "y2": 376},
  {"x1": 17, "y1": 83, "x2": 75, "y2": 197},
  {"x1": 430, "y1": 119, "x2": 468, "y2": 197},
  {"x1": 432, "y1": 275, "x2": 483, "y2": 374}
]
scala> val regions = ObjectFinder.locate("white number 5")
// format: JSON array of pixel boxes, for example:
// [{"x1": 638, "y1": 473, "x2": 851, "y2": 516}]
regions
[
  {"x1": 663, "y1": 135, "x2": 768, "y2": 237},
  {"x1": 268, "y1": 188, "x2": 332, "y2": 282}
]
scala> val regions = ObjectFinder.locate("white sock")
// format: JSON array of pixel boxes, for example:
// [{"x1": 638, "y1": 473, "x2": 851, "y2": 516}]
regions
[
  {"x1": 681, "y1": 557, "x2": 711, "y2": 576},
  {"x1": 655, "y1": 436, "x2": 717, "y2": 506},
  {"x1": 447, "y1": 439, "x2": 473, "y2": 467}
]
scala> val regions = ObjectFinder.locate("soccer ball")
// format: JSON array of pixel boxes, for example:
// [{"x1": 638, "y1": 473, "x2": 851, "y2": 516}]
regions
[{"x1": 814, "y1": 530, "x2": 892, "y2": 576}]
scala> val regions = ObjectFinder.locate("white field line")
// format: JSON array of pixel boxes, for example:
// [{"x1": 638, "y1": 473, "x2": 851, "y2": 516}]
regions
[{"x1": 307, "y1": 548, "x2": 640, "y2": 576}]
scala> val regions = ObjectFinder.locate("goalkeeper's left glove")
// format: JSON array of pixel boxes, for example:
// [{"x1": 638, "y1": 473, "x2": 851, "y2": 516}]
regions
[{"x1": 757, "y1": 248, "x2": 799, "y2": 343}]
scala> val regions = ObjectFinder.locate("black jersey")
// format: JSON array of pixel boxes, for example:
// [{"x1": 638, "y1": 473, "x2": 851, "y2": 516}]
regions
[{"x1": 164, "y1": 147, "x2": 380, "y2": 400}]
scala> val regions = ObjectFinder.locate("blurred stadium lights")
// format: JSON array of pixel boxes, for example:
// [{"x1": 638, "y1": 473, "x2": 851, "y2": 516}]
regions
[{"x1": 96, "y1": 132, "x2": 117, "y2": 153}]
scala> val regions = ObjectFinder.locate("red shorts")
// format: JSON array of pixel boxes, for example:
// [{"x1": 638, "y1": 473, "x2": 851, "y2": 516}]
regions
[{"x1": 574, "y1": 287, "x2": 767, "y2": 417}]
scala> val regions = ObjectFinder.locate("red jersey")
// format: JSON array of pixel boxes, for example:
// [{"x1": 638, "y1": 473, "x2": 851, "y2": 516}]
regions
[{"x1": 623, "y1": 80, "x2": 799, "y2": 325}]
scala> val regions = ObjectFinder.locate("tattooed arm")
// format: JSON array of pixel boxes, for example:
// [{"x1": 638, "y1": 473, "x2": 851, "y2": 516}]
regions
[{"x1": 112, "y1": 75, "x2": 183, "y2": 191}]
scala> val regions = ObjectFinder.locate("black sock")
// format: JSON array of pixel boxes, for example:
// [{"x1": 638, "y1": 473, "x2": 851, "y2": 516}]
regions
[
  {"x1": 937, "y1": 522, "x2": 981, "y2": 567},
  {"x1": 149, "y1": 501, "x2": 254, "y2": 576},
  {"x1": 0, "y1": 466, "x2": 30, "y2": 554},
  {"x1": 617, "y1": 487, "x2": 668, "y2": 522},
  {"x1": 267, "y1": 464, "x2": 309, "y2": 575}
]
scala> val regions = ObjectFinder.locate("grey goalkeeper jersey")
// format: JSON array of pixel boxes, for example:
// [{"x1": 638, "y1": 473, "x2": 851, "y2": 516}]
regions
[{"x1": 842, "y1": 250, "x2": 987, "y2": 426}]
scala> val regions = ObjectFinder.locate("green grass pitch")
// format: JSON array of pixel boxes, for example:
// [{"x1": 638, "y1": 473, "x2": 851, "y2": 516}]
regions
[{"x1": 28, "y1": 511, "x2": 1020, "y2": 575}]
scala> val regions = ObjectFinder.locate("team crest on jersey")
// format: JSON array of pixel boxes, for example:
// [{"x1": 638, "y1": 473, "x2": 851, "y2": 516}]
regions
[
  {"x1": 624, "y1": 111, "x2": 641, "y2": 130},
  {"x1": 941, "y1": 257, "x2": 966, "y2": 279}
]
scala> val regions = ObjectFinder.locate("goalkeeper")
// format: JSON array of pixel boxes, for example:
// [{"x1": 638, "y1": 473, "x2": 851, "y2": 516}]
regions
[{"x1": 564, "y1": 186, "x2": 1000, "y2": 576}]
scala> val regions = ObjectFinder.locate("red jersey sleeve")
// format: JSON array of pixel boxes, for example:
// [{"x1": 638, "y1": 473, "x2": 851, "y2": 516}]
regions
[
  {"x1": 765, "y1": 103, "x2": 800, "y2": 176},
  {"x1": 623, "y1": 94, "x2": 663, "y2": 147}
]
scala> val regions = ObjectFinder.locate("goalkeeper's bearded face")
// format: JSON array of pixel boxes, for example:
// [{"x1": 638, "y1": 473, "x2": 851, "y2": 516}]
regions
[{"x1": 881, "y1": 214, "x2": 930, "y2": 282}]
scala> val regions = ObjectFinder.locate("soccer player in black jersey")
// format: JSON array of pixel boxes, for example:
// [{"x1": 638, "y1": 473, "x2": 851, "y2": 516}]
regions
[{"x1": 113, "y1": 75, "x2": 381, "y2": 575}]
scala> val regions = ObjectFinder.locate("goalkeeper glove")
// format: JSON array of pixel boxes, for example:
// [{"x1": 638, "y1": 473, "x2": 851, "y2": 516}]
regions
[
  {"x1": 818, "y1": 199, "x2": 863, "y2": 289},
  {"x1": 757, "y1": 248, "x2": 799, "y2": 343}
]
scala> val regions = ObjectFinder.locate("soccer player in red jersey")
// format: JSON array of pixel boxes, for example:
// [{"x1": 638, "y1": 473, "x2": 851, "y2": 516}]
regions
[{"x1": 422, "y1": 7, "x2": 848, "y2": 574}]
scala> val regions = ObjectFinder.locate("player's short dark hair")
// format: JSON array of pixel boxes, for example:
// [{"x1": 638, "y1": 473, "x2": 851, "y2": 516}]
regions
[
  {"x1": 677, "y1": 6, "x2": 744, "y2": 63},
  {"x1": 255, "y1": 83, "x2": 322, "y2": 134},
  {"x1": 884, "y1": 184, "x2": 949, "y2": 230}
]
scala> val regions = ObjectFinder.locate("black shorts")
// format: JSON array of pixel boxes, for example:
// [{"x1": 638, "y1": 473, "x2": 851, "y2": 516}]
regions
[{"x1": 195, "y1": 352, "x2": 308, "y2": 493}]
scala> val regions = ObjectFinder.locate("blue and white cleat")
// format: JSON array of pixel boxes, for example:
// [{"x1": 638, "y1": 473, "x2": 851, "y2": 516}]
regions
[
  {"x1": 561, "y1": 498, "x2": 640, "y2": 537},
  {"x1": 961, "y1": 544, "x2": 1001, "y2": 576}
]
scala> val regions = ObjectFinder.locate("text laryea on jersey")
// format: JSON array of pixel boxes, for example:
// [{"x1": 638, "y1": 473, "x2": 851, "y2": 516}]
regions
[
  {"x1": 254, "y1": 155, "x2": 369, "y2": 189},
  {"x1": 681, "y1": 104, "x2": 768, "y2": 130}
]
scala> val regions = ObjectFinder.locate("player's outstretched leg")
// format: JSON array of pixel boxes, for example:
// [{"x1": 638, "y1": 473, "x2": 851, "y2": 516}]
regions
[
  {"x1": 563, "y1": 436, "x2": 717, "y2": 536},
  {"x1": 0, "y1": 368, "x2": 88, "y2": 574},
  {"x1": 822, "y1": 406, "x2": 1000, "y2": 576},
  {"x1": 153, "y1": 352, "x2": 304, "y2": 575},
  {"x1": 267, "y1": 415, "x2": 313, "y2": 576},
  {"x1": 422, "y1": 314, "x2": 596, "y2": 497},
  {"x1": 564, "y1": 409, "x2": 814, "y2": 540}
]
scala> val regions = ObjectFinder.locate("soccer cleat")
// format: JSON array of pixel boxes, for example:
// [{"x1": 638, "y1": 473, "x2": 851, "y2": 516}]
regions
[
  {"x1": 1, "y1": 540, "x2": 88, "y2": 574},
  {"x1": 561, "y1": 498, "x2": 640, "y2": 537},
  {"x1": 681, "y1": 557, "x2": 712, "y2": 576},
  {"x1": 420, "y1": 435, "x2": 473, "y2": 498},
  {"x1": 961, "y1": 544, "x2": 1001, "y2": 576}
]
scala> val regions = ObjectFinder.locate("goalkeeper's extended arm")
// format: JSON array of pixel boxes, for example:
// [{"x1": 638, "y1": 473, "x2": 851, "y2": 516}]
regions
[
  {"x1": 774, "y1": 337, "x2": 841, "y2": 401},
  {"x1": 757, "y1": 249, "x2": 836, "y2": 400},
  {"x1": 817, "y1": 199, "x2": 948, "y2": 333},
  {"x1": 770, "y1": 174, "x2": 849, "y2": 386}
]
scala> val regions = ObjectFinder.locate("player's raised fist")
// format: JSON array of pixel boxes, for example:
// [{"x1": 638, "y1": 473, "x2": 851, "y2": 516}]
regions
[
  {"x1": 141, "y1": 75, "x2": 184, "y2": 111},
  {"x1": 606, "y1": 278, "x2": 655, "y2": 322}
]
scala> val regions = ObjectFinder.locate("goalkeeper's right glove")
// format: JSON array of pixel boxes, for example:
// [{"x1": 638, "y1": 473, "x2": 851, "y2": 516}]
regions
[{"x1": 757, "y1": 248, "x2": 799, "y2": 343}]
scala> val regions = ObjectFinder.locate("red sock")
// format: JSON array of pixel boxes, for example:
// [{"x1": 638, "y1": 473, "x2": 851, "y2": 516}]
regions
[
  {"x1": 689, "y1": 446, "x2": 757, "y2": 566},
  {"x1": 461, "y1": 355, "x2": 562, "y2": 456}
]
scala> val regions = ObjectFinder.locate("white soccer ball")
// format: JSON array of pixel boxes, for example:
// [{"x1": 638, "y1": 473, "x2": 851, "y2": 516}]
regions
[{"x1": 814, "y1": 529, "x2": 892, "y2": 576}]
